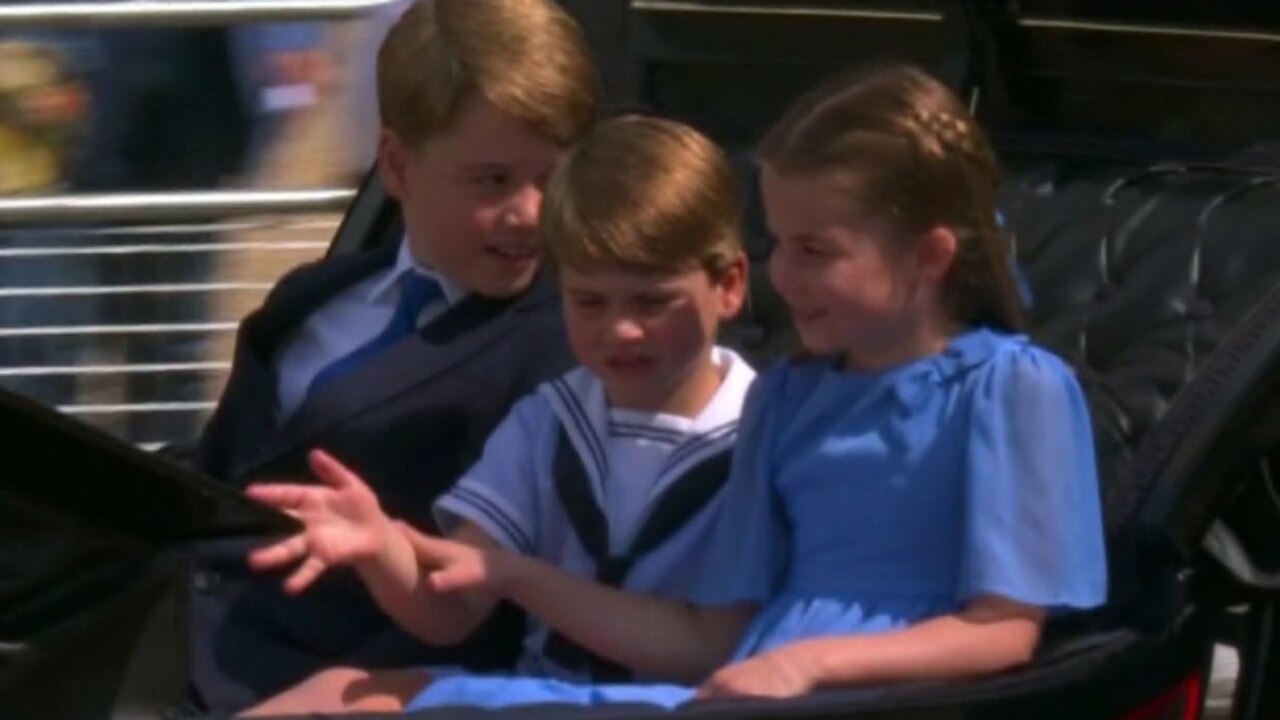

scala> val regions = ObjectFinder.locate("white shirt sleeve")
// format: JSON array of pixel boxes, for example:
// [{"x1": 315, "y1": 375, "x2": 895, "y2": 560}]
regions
[{"x1": 433, "y1": 393, "x2": 550, "y2": 554}]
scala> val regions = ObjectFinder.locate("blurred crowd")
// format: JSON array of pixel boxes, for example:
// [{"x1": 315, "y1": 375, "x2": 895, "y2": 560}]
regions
[{"x1": 0, "y1": 0, "x2": 412, "y2": 444}]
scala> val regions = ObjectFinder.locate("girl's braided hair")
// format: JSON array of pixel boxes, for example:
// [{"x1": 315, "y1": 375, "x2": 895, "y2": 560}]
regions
[{"x1": 759, "y1": 64, "x2": 1026, "y2": 332}]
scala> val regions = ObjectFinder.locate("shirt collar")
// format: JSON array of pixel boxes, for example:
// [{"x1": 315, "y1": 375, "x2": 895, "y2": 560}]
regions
[
  {"x1": 689, "y1": 346, "x2": 758, "y2": 433},
  {"x1": 366, "y1": 234, "x2": 466, "y2": 306}
]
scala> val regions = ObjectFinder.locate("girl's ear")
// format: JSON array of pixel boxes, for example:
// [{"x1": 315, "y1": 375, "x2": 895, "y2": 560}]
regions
[
  {"x1": 916, "y1": 226, "x2": 958, "y2": 283},
  {"x1": 715, "y1": 253, "x2": 750, "y2": 321},
  {"x1": 376, "y1": 129, "x2": 410, "y2": 200}
]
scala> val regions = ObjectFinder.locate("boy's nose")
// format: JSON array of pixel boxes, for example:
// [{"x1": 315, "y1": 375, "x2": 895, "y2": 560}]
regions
[
  {"x1": 503, "y1": 184, "x2": 543, "y2": 228},
  {"x1": 610, "y1": 317, "x2": 645, "y2": 342}
]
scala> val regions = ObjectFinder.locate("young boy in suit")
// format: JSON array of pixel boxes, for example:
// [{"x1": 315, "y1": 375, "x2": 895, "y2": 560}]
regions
[{"x1": 185, "y1": 0, "x2": 600, "y2": 712}]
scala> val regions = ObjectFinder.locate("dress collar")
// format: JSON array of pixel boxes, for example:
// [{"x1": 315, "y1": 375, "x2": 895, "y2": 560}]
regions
[{"x1": 812, "y1": 327, "x2": 1022, "y2": 409}]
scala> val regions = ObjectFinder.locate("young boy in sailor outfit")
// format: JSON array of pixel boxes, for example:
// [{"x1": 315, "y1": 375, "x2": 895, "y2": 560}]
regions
[{"x1": 241, "y1": 115, "x2": 757, "y2": 715}]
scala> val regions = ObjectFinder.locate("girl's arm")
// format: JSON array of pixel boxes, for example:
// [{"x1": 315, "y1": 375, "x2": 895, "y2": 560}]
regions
[
  {"x1": 406, "y1": 529, "x2": 755, "y2": 682},
  {"x1": 698, "y1": 595, "x2": 1043, "y2": 698}
]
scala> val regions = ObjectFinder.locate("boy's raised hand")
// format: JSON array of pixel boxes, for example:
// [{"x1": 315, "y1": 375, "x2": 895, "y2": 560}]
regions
[{"x1": 246, "y1": 449, "x2": 394, "y2": 594}]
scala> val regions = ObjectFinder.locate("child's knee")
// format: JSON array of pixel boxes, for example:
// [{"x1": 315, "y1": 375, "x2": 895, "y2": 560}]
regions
[
  {"x1": 240, "y1": 665, "x2": 414, "y2": 716},
  {"x1": 342, "y1": 667, "x2": 433, "y2": 711}
]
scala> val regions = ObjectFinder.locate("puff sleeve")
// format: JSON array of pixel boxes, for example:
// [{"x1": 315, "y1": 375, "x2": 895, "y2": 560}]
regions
[{"x1": 959, "y1": 345, "x2": 1108, "y2": 610}]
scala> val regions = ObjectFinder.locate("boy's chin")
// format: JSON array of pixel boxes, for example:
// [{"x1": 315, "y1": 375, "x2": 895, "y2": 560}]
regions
[
  {"x1": 795, "y1": 331, "x2": 842, "y2": 357},
  {"x1": 465, "y1": 264, "x2": 541, "y2": 299}
]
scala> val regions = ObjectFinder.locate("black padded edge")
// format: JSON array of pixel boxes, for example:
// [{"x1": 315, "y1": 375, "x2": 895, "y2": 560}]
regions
[
  {"x1": 326, "y1": 167, "x2": 403, "y2": 258},
  {"x1": 1133, "y1": 271, "x2": 1280, "y2": 562}
]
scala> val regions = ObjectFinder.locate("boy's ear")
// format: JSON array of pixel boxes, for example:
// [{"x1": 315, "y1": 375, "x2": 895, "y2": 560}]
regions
[
  {"x1": 716, "y1": 253, "x2": 750, "y2": 320},
  {"x1": 916, "y1": 226, "x2": 958, "y2": 283},
  {"x1": 377, "y1": 129, "x2": 410, "y2": 200}
]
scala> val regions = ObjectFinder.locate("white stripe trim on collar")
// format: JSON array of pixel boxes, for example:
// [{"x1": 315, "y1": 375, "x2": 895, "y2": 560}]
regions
[{"x1": 538, "y1": 346, "x2": 757, "y2": 510}]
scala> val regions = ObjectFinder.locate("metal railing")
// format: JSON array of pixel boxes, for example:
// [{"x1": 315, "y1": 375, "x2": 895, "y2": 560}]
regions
[
  {"x1": 0, "y1": 188, "x2": 356, "y2": 225},
  {"x1": 0, "y1": 205, "x2": 346, "y2": 443},
  {"x1": 0, "y1": 0, "x2": 389, "y2": 446},
  {"x1": 0, "y1": 0, "x2": 400, "y2": 28}
]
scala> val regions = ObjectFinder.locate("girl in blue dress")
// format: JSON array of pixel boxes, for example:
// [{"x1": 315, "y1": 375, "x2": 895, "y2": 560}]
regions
[{"x1": 685, "y1": 63, "x2": 1108, "y2": 701}]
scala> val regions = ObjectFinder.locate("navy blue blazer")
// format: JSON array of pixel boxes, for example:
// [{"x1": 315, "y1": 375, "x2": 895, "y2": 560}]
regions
[{"x1": 187, "y1": 240, "x2": 575, "y2": 712}]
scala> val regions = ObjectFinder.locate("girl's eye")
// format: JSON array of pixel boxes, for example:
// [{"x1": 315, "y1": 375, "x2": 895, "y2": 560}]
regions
[{"x1": 572, "y1": 296, "x2": 604, "y2": 309}]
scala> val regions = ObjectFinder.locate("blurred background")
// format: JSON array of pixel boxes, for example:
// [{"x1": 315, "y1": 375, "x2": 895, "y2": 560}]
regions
[
  {"x1": 0, "y1": 0, "x2": 414, "y2": 450},
  {"x1": 0, "y1": 0, "x2": 626, "y2": 451}
]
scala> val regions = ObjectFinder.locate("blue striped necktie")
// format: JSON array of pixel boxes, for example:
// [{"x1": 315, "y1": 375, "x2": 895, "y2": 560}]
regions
[{"x1": 307, "y1": 271, "x2": 441, "y2": 396}]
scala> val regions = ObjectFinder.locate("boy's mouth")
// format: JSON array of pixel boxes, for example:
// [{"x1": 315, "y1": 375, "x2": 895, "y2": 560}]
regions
[
  {"x1": 604, "y1": 355, "x2": 656, "y2": 376},
  {"x1": 486, "y1": 245, "x2": 538, "y2": 260}
]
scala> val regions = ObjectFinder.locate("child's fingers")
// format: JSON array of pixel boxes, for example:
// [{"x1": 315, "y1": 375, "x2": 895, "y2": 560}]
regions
[
  {"x1": 693, "y1": 667, "x2": 742, "y2": 701},
  {"x1": 248, "y1": 533, "x2": 309, "y2": 571},
  {"x1": 245, "y1": 483, "x2": 315, "y2": 510},
  {"x1": 400, "y1": 525, "x2": 450, "y2": 562},
  {"x1": 693, "y1": 681, "x2": 727, "y2": 701},
  {"x1": 425, "y1": 565, "x2": 478, "y2": 594},
  {"x1": 283, "y1": 556, "x2": 328, "y2": 595},
  {"x1": 308, "y1": 448, "x2": 362, "y2": 491}
]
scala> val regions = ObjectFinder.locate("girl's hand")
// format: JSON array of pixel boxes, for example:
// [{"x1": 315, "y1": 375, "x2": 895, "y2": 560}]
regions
[
  {"x1": 696, "y1": 648, "x2": 819, "y2": 700},
  {"x1": 246, "y1": 449, "x2": 394, "y2": 594},
  {"x1": 398, "y1": 523, "x2": 510, "y2": 596}
]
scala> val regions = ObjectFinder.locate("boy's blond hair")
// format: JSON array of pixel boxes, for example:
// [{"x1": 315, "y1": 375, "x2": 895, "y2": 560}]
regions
[
  {"x1": 541, "y1": 115, "x2": 743, "y2": 277},
  {"x1": 377, "y1": 0, "x2": 599, "y2": 147}
]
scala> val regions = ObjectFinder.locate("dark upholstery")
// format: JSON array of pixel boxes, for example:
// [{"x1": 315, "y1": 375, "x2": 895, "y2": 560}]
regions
[
  {"x1": 1004, "y1": 163, "x2": 1280, "y2": 526},
  {"x1": 1004, "y1": 161, "x2": 1280, "y2": 631}
]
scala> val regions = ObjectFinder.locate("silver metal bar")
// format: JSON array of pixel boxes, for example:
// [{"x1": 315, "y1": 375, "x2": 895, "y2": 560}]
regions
[
  {"x1": 1019, "y1": 17, "x2": 1280, "y2": 44},
  {"x1": 0, "y1": 282, "x2": 273, "y2": 297},
  {"x1": 630, "y1": 1, "x2": 1280, "y2": 43},
  {"x1": 15, "y1": 221, "x2": 268, "y2": 237},
  {"x1": 0, "y1": 0, "x2": 402, "y2": 29},
  {"x1": 12, "y1": 218, "x2": 339, "y2": 238},
  {"x1": 0, "y1": 240, "x2": 328, "y2": 258},
  {"x1": 0, "y1": 188, "x2": 356, "y2": 225},
  {"x1": 0, "y1": 361, "x2": 230, "y2": 377},
  {"x1": 0, "y1": 322, "x2": 239, "y2": 338},
  {"x1": 58, "y1": 400, "x2": 217, "y2": 415},
  {"x1": 86, "y1": 218, "x2": 339, "y2": 236}
]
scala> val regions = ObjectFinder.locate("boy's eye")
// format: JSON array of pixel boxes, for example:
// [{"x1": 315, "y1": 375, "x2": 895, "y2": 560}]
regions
[
  {"x1": 800, "y1": 241, "x2": 829, "y2": 258},
  {"x1": 571, "y1": 295, "x2": 605, "y2": 309},
  {"x1": 637, "y1": 294, "x2": 675, "y2": 309},
  {"x1": 467, "y1": 172, "x2": 510, "y2": 190}
]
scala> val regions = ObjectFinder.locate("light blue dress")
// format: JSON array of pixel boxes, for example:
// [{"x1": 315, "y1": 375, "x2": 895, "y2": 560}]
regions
[{"x1": 408, "y1": 329, "x2": 1108, "y2": 710}]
